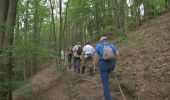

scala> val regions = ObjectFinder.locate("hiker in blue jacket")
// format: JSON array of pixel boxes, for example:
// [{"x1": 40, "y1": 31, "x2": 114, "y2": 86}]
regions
[{"x1": 94, "y1": 36, "x2": 118, "y2": 100}]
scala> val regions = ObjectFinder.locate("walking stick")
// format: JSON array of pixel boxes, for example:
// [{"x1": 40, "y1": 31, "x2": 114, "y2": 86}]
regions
[{"x1": 114, "y1": 73, "x2": 127, "y2": 100}]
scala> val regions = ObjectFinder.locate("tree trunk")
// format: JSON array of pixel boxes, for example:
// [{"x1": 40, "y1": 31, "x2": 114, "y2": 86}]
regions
[
  {"x1": 3, "y1": 0, "x2": 18, "y2": 99},
  {"x1": 143, "y1": 0, "x2": 149, "y2": 18},
  {"x1": 119, "y1": 0, "x2": 126, "y2": 33},
  {"x1": 49, "y1": 0, "x2": 58, "y2": 66},
  {"x1": 94, "y1": 2, "x2": 100, "y2": 34},
  {"x1": 114, "y1": 0, "x2": 125, "y2": 33},
  {"x1": 32, "y1": 0, "x2": 39, "y2": 75},
  {"x1": 59, "y1": 0, "x2": 62, "y2": 63},
  {"x1": 165, "y1": 0, "x2": 170, "y2": 9},
  {"x1": 63, "y1": 0, "x2": 70, "y2": 60},
  {"x1": 0, "y1": 0, "x2": 9, "y2": 53},
  {"x1": 23, "y1": 0, "x2": 30, "y2": 80}
]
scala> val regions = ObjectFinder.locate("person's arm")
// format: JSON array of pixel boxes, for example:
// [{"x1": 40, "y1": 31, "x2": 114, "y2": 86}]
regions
[
  {"x1": 93, "y1": 52, "x2": 99, "y2": 71},
  {"x1": 72, "y1": 46, "x2": 76, "y2": 52},
  {"x1": 72, "y1": 45, "x2": 77, "y2": 56},
  {"x1": 91, "y1": 48, "x2": 95, "y2": 60},
  {"x1": 82, "y1": 46, "x2": 86, "y2": 55},
  {"x1": 93, "y1": 44, "x2": 100, "y2": 71},
  {"x1": 80, "y1": 50, "x2": 85, "y2": 60},
  {"x1": 114, "y1": 50, "x2": 119, "y2": 60}
]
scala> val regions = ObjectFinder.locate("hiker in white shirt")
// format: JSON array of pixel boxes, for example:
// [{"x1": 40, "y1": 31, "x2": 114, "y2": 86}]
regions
[{"x1": 81, "y1": 41, "x2": 95, "y2": 76}]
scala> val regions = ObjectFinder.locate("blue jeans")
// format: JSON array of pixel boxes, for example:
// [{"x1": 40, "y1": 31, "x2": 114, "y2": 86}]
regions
[
  {"x1": 99, "y1": 60, "x2": 115, "y2": 100},
  {"x1": 73, "y1": 57, "x2": 81, "y2": 72}
]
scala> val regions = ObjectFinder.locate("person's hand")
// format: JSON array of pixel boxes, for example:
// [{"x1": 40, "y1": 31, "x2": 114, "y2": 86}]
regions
[{"x1": 113, "y1": 50, "x2": 119, "y2": 60}]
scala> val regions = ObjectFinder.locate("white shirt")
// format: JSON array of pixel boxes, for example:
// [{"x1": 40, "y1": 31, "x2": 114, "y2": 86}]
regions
[{"x1": 83, "y1": 44, "x2": 95, "y2": 56}]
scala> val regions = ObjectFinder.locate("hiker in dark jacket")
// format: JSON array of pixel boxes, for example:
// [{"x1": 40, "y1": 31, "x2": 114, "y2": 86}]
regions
[{"x1": 94, "y1": 37, "x2": 119, "y2": 100}]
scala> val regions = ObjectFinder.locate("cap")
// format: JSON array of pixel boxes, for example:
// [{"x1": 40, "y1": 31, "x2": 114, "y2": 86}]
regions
[
  {"x1": 77, "y1": 42, "x2": 81, "y2": 45},
  {"x1": 100, "y1": 37, "x2": 107, "y2": 41}
]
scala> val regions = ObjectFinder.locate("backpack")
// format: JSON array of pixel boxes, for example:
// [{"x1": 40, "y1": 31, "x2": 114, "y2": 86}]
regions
[
  {"x1": 102, "y1": 43, "x2": 115, "y2": 60},
  {"x1": 77, "y1": 46, "x2": 82, "y2": 55}
]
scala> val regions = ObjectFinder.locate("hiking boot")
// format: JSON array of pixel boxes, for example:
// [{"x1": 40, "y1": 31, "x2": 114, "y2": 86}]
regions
[
  {"x1": 77, "y1": 69, "x2": 80, "y2": 73},
  {"x1": 74, "y1": 69, "x2": 76, "y2": 72},
  {"x1": 89, "y1": 68, "x2": 93, "y2": 76},
  {"x1": 81, "y1": 66, "x2": 85, "y2": 74},
  {"x1": 69, "y1": 64, "x2": 71, "y2": 69}
]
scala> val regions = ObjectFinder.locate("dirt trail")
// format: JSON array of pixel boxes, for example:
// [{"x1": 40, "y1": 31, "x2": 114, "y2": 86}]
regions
[
  {"x1": 33, "y1": 67, "x2": 126, "y2": 100},
  {"x1": 13, "y1": 64, "x2": 134, "y2": 100},
  {"x1": 13, "y1": 61, "x2": 124, "y2": 100},
  {"x1": 33, "y1": 69, "x2": 73, "y2": 100},
  {"x1": 33, "y1": 68, "x2": 104, "y2": 100}
]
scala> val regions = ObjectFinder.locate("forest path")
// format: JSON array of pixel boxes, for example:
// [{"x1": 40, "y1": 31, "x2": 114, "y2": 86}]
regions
[
  {"x1": 33, "y1": 66, "x2": 115, "y2": 100},
  {"x1": 33, "y1": 67, "x2": 123, "y2": 100},
  {"x1": 32, "y1": 68, "x2": 73, "y2": 100}
]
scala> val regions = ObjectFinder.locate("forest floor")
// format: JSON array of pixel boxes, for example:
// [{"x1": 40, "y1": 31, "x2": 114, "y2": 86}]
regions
[{"x1": 13, "y1": 11, "x2": 170, "y2": 100}]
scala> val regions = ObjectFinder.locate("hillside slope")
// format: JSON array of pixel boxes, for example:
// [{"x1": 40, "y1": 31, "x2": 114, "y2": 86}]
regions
[{"x1": 116, "y1": 11, "x2": 170, "y2": 100}]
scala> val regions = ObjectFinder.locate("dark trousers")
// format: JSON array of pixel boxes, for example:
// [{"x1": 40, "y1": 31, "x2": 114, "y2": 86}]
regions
[{"x1": 68, "y1": 56, "x2": 72, "y2": 68}]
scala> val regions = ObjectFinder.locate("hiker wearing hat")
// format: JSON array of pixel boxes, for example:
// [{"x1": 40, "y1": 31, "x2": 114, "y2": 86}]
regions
[
  {"x1": 72, "y1": 42, "x2": 82, "y2": 73},
  {"x1": 94, "y1": 36, "x2": 118, "y2": 100}
]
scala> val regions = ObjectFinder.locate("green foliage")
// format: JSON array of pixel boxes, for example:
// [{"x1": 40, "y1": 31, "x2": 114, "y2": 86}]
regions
[
  {"x1": 15, "y1": 84, "x2": 34, "y2": 97},
  {"x1": 115, "y1": 34, "x2": 127, "y2": 44},
  {"x1": 12, "y1": 81, "x2": 25, "y2": 90}
]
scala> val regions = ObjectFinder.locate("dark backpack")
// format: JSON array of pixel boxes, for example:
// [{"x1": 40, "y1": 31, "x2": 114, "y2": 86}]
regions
[{"x1": 77, "y1": 46, "x2": 82, "y2": 55}]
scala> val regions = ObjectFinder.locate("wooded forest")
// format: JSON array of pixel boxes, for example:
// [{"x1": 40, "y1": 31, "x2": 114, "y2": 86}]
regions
[{"x1": 0, "y1": 0, "x2": 170, "y2": 100}]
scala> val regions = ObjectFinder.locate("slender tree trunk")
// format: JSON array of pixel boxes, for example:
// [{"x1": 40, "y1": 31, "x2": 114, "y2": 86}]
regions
[
  {"x1": 49, "y1": 0, "x2": 58, "y2": 66},
  {"x1": 3, "y1": 0, "x2": 18, "y2": 99},
  {"x1": 59, "y1": 0, "x2": 62, "y2": 63},
  {"x1": 32, "y1": 0, "x2": 39, "y2": 75},
  {"x1": 63, "y1": 0, "x2": 70, "y2": 61},
  {"x1": 114, "y1": 0, "x2": 125, "y2": 31},
  {"x1": 119, "y1": 0, "x2": 126, "y2": 33},
  {"x1": 23, "y1": 0, "x2": 29, "y2": 80},
  {"x1": 114, "y1": 0, "x2": 120, "y2": 28},
  {"x1": 0, "y1": 0, "x2": 9, "y2": 53},
  {"x1": 165, "y1": 0, "x2": 170, "y2": 9},
  {"x1": 94, "y1": 2, "x2": 100, "y2": 34},
  {"x1": 143, "y1": 0, "x2": 149, "y2": 18}
]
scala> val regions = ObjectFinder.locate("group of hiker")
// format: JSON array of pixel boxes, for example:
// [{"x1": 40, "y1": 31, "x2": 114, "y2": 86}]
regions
[
  {"x1": 67, "y1": 41, "x2": 95, "y2": 75},
  {"x1": 66, "y1": 36, "x2": 119, "y2": 100}
]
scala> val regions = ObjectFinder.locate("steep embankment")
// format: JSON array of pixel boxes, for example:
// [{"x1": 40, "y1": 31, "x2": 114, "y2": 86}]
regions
[{"x1": 116, "y1": 11, "x2": 170, "y2": 100}]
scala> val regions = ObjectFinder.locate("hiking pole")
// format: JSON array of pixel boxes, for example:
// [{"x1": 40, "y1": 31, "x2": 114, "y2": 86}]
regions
[{"x1": 114, "y1": 73, "x2": 127, "y2": 100}]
